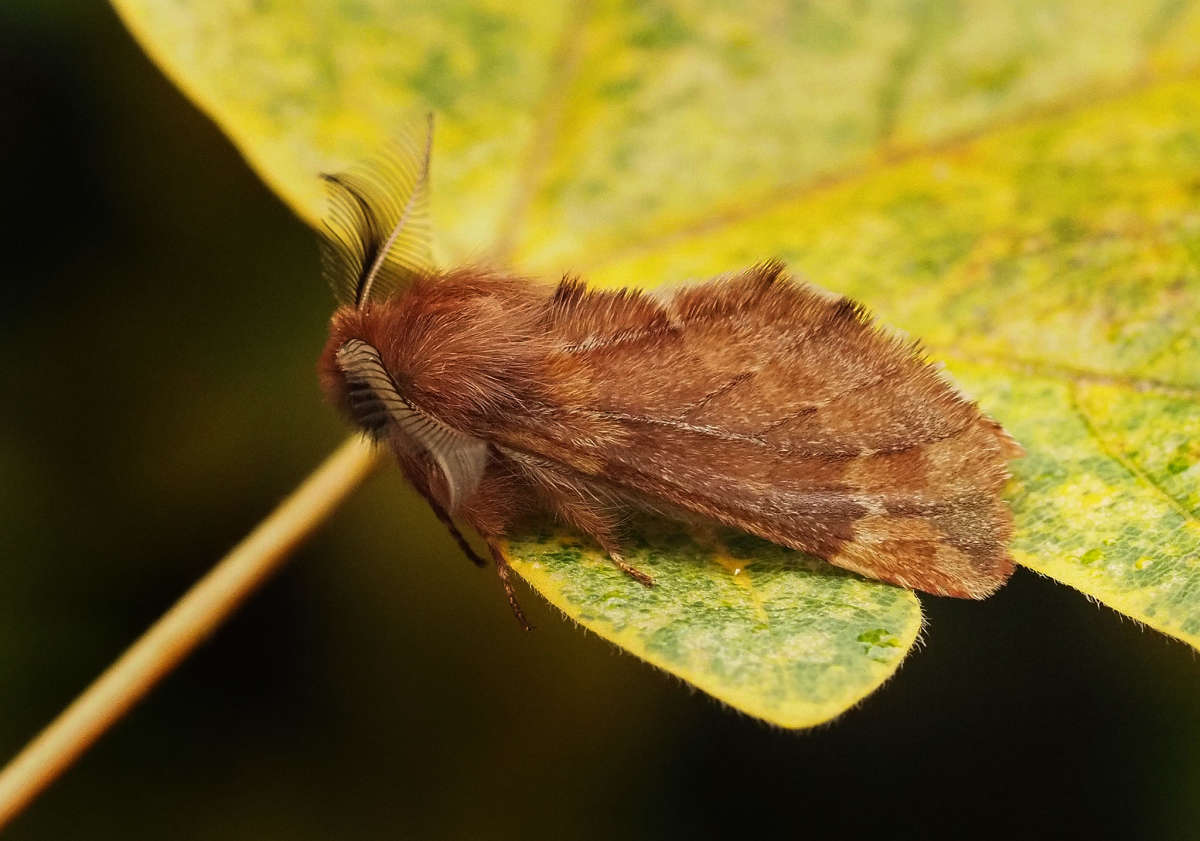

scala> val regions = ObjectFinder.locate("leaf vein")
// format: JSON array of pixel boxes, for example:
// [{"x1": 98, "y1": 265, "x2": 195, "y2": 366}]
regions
[
  {"x1": 938, "y1": 349, "x2": 1200, "y2": 400},
  {"x1": 1068, "y1": 383, "x2": 1197, "y2": 525},
  {"x1": 489, "y1": 0, "x2": 593, "y2": 262}
]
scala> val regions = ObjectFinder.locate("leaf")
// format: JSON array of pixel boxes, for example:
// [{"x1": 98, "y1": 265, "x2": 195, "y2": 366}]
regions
[
  {"x1": 507, "y1": 519, "x2": 920, "y2": 729},
  {"x1": 111, "y1": 0, "x2": 1200, "y2": 723}
]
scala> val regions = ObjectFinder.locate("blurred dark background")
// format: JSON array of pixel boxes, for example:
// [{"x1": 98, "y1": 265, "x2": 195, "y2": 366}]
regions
[{"x1": 2, "y1": 3, "x2": 1199, "y2": 839}]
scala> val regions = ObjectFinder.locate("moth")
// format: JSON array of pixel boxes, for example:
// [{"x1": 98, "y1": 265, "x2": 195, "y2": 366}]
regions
[{"x1": 318, "y1": 117, "x2": 1023, "y2": 629}]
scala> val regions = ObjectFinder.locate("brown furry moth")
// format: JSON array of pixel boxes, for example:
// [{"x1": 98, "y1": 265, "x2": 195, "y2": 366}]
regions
[{"x1": 318, "y1": 117, "x2": 1023, "y2": 629}]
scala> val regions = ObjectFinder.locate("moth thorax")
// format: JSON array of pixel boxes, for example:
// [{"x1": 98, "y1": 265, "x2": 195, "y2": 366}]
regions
[{"x1": 334, "y1": 338, "x2": 408, "y2": 437}]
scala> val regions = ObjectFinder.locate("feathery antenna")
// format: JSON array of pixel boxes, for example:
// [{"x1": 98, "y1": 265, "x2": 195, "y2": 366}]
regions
[
  {"x1": 319, "y1": 113, "x2": 436, "y2": 308},
  {"x1": 357, "y1": 112, "x2": 434, "y2": 306}
]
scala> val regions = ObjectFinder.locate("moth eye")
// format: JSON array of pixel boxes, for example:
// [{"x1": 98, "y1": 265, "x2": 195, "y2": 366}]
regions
[{"x1": 345, "y1": 389, "x2": 389, "y2": 433}]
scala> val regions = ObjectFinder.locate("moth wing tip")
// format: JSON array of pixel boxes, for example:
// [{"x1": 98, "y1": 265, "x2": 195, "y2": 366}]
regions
[{"x1": 986, "y1": 419, "x2": 1026, "y2": 460}]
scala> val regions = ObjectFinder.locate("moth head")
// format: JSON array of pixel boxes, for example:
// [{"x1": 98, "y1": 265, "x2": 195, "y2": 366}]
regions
[
  {"x1": 316, "y1": 114, "x2": 434, "y2": 438},
  {"x1": 318, "y1": 331, "x2": 403, "y2": 439},
  {"x1": 319, "y1": 323, "x2": 490, "y2": 512}
]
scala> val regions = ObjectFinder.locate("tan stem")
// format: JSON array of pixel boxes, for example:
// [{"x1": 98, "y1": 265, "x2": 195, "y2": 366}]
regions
[{"x1": 0, "y1": 435, "x2": 380, "y2": 830}]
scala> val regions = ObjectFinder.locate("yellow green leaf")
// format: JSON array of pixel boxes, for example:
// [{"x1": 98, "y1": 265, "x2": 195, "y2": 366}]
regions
[
  {"x1": 111, "y1": 0, "x2": 1200, "y2": 724},
  {"x1": 507, "y1": 519, "x2": 920, "y2": 729}
]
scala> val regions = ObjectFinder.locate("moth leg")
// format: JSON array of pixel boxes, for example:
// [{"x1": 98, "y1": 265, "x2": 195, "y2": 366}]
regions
[
  {"x1": 548, "y1": 493, "x2": 655, "y2": 588},
  {"x1": 416, "y1": 486, "x2": 487, "y2": 568},
  {"x1": 607, "y1": 551, "x2": 654, "y2": 588},
  {"x1": 453, "y1": 466, "x2": 538, "y2": 628},
  {"x1": 486, "y1": 539, "x2": 532, "y2": 631}
]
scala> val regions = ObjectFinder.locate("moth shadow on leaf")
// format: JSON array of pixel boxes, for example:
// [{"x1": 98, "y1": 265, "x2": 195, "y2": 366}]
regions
[{"x1": 506, "y1": 511, "x2": 866, "y2": 592}]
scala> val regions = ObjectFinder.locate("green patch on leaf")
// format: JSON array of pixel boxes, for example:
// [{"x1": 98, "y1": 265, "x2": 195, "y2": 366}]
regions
[{"x1": 507, "y1": 519, "x2": 921, "y2": 729}]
